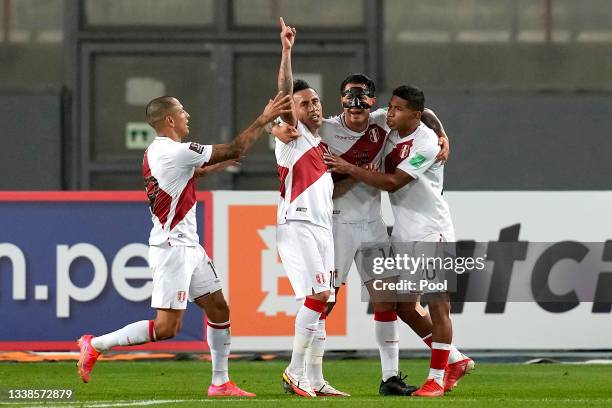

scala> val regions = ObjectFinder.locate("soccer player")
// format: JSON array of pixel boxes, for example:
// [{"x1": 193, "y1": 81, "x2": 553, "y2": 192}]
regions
[
  {"x1": 76, "y1": 92, "x2": 292, "y2": 397},
  {"x1": 271, "y1": 18, "x2": 348, "y2": 398},
  {"x1": 319, "y1": 73, "x2": 452, "y2": 396},
  {"x1": 321, "y1": 74, "x2": 472, "y2": 396},
  {"x1": 277, "y1": 17, "x2": 469, "y2": 396},
  {"x1": 324, "y1": 85, "x2": 474, "y2": 397}
]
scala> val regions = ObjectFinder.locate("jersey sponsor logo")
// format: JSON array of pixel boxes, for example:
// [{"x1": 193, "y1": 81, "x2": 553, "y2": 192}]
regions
[
  {"x1": 409, "y1": 153, "x2": 427, "y2": 168},
  {"x1": 334, "y1": 134, "x2": 361, "y2": 141},
  {"x1": 296, "y1": 207, "x2": 307, "y2": 212},
  {"x1": 189, "y1": 142, "x2": 205, "y2": 154},
  {"x1": 177, "y1": 290, "x2": 186, "y2": 302}
]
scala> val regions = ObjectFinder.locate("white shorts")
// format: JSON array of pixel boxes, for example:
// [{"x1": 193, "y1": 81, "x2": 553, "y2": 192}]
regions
[
  {"x1": 277, "y1": 221, "x2": 335, "y2": 301},
  {"x1": 149, "y1": 243, "x2": 222, "y2": 310},
  {"x1": 391, "y1": 230, "x2": 456, "y2": 295},
  {"x1": 333, "y1": 218, "x2": 396, "y2": 286}
]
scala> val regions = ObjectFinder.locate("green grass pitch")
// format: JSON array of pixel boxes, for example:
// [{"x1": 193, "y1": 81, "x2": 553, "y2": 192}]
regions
[{"x1": 1, "y1": 359, "x2": 611, "y2": 407}]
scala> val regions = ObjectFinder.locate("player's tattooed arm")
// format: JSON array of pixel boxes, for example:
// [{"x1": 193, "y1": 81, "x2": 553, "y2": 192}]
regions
[
  {"x1": 278, "y1": 17, "x2": 297, "y2": 126},
  {"x1": 421, "y1": 108, "x2": 443, "y2": 135},
  {"x1": 208, "y1": 92, "x2": 292, "y2": 164},
  {"x1": 324, "y1": 154, "x2": 413, "y2": 193},
  {"x1": 332, "y1": 176, "x2": 358, "y2": 199},
  {"x1": 194, "y1": 160, "x2": 240, "y2": 178},
  {"x1": 422, "y1": 108, "x2": 450, "y2": 164}
]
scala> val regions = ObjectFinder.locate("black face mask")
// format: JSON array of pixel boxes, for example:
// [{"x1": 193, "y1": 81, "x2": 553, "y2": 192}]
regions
[{"x1": 342, "y1": 87, "x2": 373, "y2": 110}]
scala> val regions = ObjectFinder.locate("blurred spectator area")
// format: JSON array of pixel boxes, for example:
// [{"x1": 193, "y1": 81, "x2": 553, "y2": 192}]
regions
[{"x1": 0, "y1": 0, "x2": 610, "y2": 191}]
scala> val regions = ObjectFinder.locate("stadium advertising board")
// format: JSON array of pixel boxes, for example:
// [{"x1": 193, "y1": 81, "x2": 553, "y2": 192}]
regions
[
  {"x1": 1, "y1": 191, "x2": 610, "y2": 351},
  {"x1": 215, "y1": 191, "x2": 612, "y2": 351},
  {"x1": 0, "y1": 192, "x2": 212, "y2": 351}
]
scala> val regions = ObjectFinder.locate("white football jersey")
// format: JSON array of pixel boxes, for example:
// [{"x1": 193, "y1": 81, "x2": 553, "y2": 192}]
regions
[
  {"x1": 276, "y1": 121, "x2": 334, "y2": 230},
  {"x1": 320, "y1": 108, "x2": 389, "y2": 222},
  {"x1": 383, "y1": 122, "x2": 454, "y2": 241},
  {"x1": 143, "y1": 137, "x2": 212, "y2": 246}
]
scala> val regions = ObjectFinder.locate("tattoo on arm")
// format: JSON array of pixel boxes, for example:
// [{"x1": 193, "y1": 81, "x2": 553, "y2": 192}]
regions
[
  {"x1": 421, "y1": 108, "x2": 444, "y2": 136},
  {"x1": 278, "y1": 50, "x2": 297, "y2": 125},
  {"x1": 207, "y1": 144, "x2": 240, "y2": 165},
  {"x1": 208, "y1": 121, "x2": 264, "y2": 165},
  {"x1": 278, "y1": 51, "x2": 293, "y2": 96}
]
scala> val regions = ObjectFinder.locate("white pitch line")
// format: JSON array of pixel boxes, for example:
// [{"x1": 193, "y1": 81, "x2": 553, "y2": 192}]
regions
[{"x1": 5, "y1": 397, "x2": 612, "y2": 407}]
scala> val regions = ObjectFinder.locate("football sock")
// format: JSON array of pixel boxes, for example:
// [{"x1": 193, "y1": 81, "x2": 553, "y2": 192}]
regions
[
  {"x1": 91, "y1": 320, "x2": 155, "y2": 352},
  {"x1": 289, "y1": 297, "x2": 326, "y2": 377},
  {"x1": 374, "y1": 311, "x2": 399, "y2": 381},
  {"x1": 429, "y1": 342, "x2": 451, "y2": 386},
  {"x1": 207, "y1": 320, "x2": 231, "y2": 386},
  {"x1": 306, "y1": 312, "x2": 326, "y2": 388},
  {"x1": 422, "y1": 334, "x2": 464, "y2": 364}
]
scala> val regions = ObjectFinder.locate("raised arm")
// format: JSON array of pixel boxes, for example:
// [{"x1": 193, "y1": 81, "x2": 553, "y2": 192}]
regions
[
  {"x1": 278, "y1": 17, "x2": 297, "y2": 126},
  {"x1": 207, "y1": 92, "x2": 292, "y2": 165}
]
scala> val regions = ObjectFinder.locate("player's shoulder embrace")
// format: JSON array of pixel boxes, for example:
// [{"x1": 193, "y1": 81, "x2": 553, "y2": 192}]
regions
[
  {"x1": 370, "y1": 107, "x2": 388, "y2": 124},
  {"x1": 417, "y1": 123, "x2": 438, "y2": 140},
  {"x1": 415, "y1": 124, "x2": 440, "y2": 151}
]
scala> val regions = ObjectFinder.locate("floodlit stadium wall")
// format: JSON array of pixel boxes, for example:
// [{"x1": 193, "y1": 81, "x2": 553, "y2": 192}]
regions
[{"x1": 1, "y1": 191, "x2": 611, "y2": 351}]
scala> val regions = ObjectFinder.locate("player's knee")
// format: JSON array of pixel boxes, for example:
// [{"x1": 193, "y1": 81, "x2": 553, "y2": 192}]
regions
[
  {"x1": 207, "y1": 297, "x2": 229, "y2": 322},
  {"x1": 397, "y1": 303, "x2": 421, "y2": 322},
  {"x1": 315, "y1": 290, "x2": 331, "y2": 303},
  {"x1": 428, "y1": 301, "x2": 450, "y2": 319},
  {"x1": 215, "y1": 296, "x2": 229, "y2": 313}
]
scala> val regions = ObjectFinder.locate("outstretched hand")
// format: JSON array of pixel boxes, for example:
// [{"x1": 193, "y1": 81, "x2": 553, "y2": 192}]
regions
[{"x1": 279, "y1": 17, "x2": 296, "y2": 50}]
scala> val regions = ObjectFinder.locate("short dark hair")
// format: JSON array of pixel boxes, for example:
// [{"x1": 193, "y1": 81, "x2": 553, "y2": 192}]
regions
[
  {"x1": 293, "y1": 79, "x2": 316, "y2": 94},
  {"x1": 145, "y1": 96, "x2": 178, "y2": 126},
  {"x1": 340, "y1": 73, "x2": 376, "y2": 96},
  {"x1": 392, "y1": 85, "x2": 425, "y2": 112}
]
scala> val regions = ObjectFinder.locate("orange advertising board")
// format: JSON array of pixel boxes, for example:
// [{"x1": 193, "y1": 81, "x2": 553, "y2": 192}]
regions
[{"x1": 228, "y1": 204, "x2": 346, "y2": 336}]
